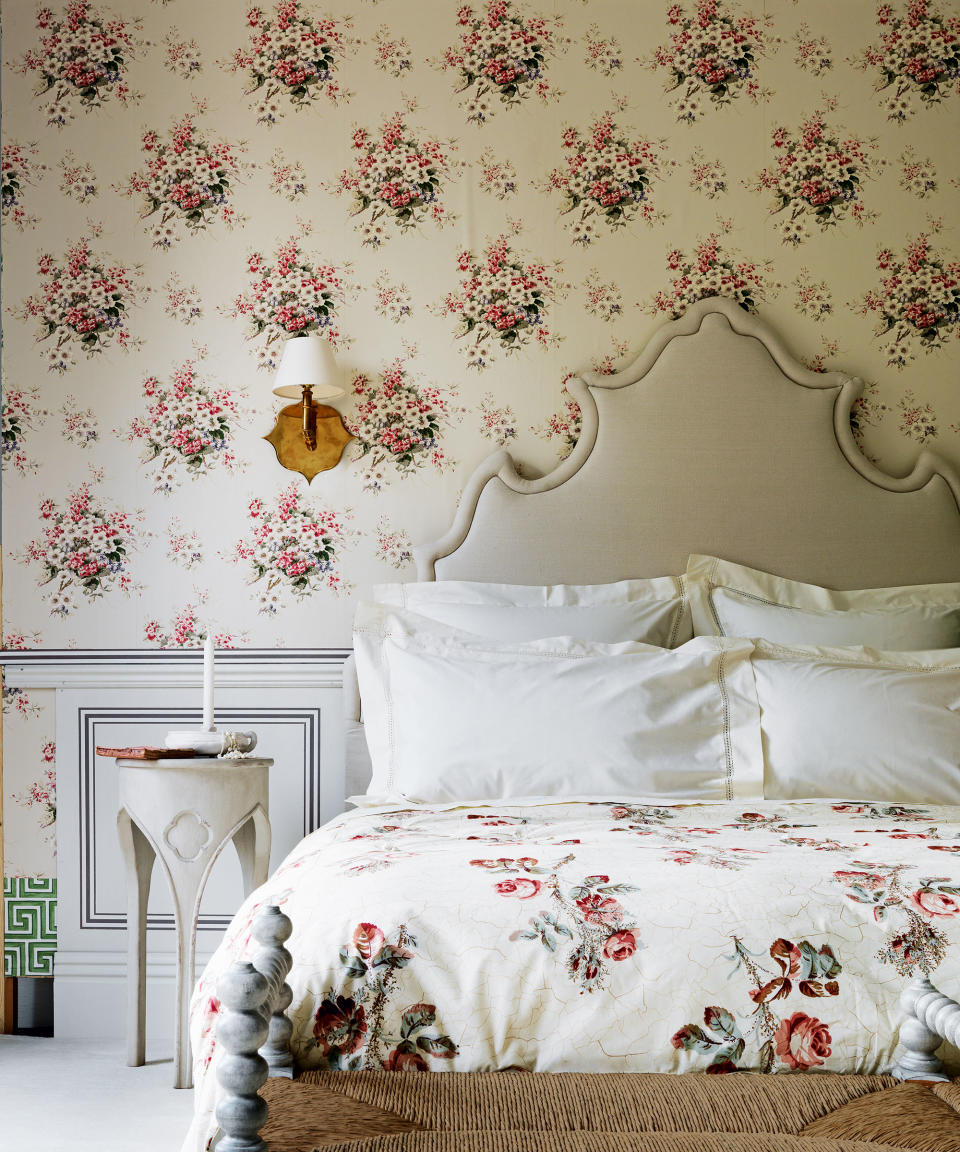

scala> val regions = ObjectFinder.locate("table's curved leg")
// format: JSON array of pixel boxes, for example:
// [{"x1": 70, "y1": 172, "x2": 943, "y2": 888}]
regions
[
  {"x1": 170, "y1": 866, "x2": 206, "y2": 1091},
  {"x1": 233, "y1": 804, "x2": 271, "y2": 896},
  {"x1": 116, "y1": 809, "x2": 155, "y2": 1068}
]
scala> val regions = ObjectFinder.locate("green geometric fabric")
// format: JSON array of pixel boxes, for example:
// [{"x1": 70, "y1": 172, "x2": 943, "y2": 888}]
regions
[{"x1": 3, "y1": 878, "x2": 57, "y2": 977}]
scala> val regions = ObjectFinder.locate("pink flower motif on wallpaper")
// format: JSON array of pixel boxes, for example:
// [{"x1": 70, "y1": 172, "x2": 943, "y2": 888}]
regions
[
  {"x1": 583, "y1": 23, "x2": 623, "y2": 77},
  {"x1": 855, "y1": 233, "x2": 960, "y2": 368},
  {"x1": 375, "y1": 516, "x2": 413, "y2": 570},
  {"x1": 477, "y1": 392, "x2": 518, "y2": 446},
  {"x1": 233, "y1": 237, "x2": 351, "y2": 369},
  {"x1": 534, "y1": 384, "x2": 582, "y2": 461},
  {"x1": 372, "y1": 273, "x2": 412, "y2": 323},
  {"x1": 347, "y1": 359, "x2": 459, "y2": 493},
  {"x1": 164, "y1": 28, "x2": 202, "y2": 79},
  {"x1": 25, "y1": 483, "x2": 143, "y2": 615},
  {"x1": 144, "y1": 605, "x2": 241, "y2": 648},
  {"x1": 15, "y1": 744, "x2": 57, "y2": 845},
  {"x1": 122, "y1": 114, "x2": 246, "y2": 249},
  {"x1": 533, "y1": 344, "x2": 628, "y2": 461},
  {"x1": 371, "y1": 26, "x2": 412, "y2": 77},
  {"x1": 793, "y1": 269, "x2": 833, "y2": 321},
  {"x1": 647, "y1": 234, "x2": 777, "y2": 318},
  {"x1": 688, "y1": 147, "x2": 727, "y2": 198},
  {"x1": 163, "y1": 274, "x2": 203, "y2": 325},
  {"x1": 2, "y1": 141, "x2": 45, "y2": 230},
  {"x1": 232, "y1": 485, "x2": 355, "y2": 613},
  {"x1": 439, "y1": 234, "x2": 561, "y2": 370},
  {"x1": 166, "y1": 516, "x2": 204, "y2": 570},
  {"x1": 582, "y1": 270, "x2": 623, "y2": 322},
  {"x1": 793, "y1": 23, "x2": 833, "y2": 75},
  {"x1": 124, "y1": 361, "x2": 243, "y2": 495},
  {"x1": 899, "y1": 146, "x2": 937, "y2": 197},
  {"x1": 477, "y1": 148, "x2": 517, "y2": 199},
  {"x1": 438, "y1": 1, "x2": 564, "y2": 124},
  {"x1": 898, "y1": 390, "x2": 939, "y2": 442},
  {"x1": 269, "y1": 148, "x2": 307, "y2": 200},
  {"x1": 649, "y1": 1, "x2": 775, "y2": 123},
  {"x1": 335, "y1": 114, "x2": 456, "y2": 246},
  {"x1": 16, "y1": 1, "x2": 144, "y2": 128},
  {"x1": 3, "y1": 685, "x2": 42, "y2": 720},
  {"x1": 223, "y1": 2, "x2": 355, "y2": 125},
  {"x1": 58, "y1": 150, "x2": 98, "y2": 201},
  {"x1": 16, "y1": 235, "x2": 143, "y2": 372},
  {"x1": 541, "y1": 113, "x2": 671, "y2": 244},
  {"x1": 854, "y1": 1, "x2": 960, "y2": 123},
  {"x1": 752, "y1": 108, "x2": 879, "y2": 245},
  {"x1": 850, "y1": 380, "x2": 890, "y2": 456},
  {"x1": 2, "y1": 387, "x2": 47, "y2": 475},
  {"x1": 60, "y1": 395, "x2": 99, "y2": 447}
]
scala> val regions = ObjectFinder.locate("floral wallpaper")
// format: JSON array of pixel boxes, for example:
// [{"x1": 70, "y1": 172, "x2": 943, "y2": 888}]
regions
[{"x1": 2, "y1": 0, "x2": 960, "y2": 887}]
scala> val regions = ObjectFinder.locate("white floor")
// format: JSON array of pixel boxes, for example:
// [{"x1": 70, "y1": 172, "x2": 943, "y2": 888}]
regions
[{"x1": 1, "y1": 1036, "x2": 196, "y2": 1152}]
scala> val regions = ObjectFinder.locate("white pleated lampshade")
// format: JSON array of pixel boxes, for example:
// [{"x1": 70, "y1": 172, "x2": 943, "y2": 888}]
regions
[{"x1": 273, "y1": 334, "x2": 343, "y2": 400}]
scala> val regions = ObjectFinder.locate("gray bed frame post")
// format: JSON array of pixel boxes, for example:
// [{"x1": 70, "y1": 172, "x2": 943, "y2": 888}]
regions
[{"x1": 891, "y1": 974, "x2": 960, "y2": 1081}]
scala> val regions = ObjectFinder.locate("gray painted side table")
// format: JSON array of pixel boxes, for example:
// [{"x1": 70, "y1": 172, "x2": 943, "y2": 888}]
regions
[{"x1": 115, "y1": 756, "x2": 272, "y2": 1089}]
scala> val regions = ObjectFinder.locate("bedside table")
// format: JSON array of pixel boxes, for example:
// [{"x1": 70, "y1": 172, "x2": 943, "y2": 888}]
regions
[{"x1": 115, "y1": 756, "x2": 273, "y2": 1089}]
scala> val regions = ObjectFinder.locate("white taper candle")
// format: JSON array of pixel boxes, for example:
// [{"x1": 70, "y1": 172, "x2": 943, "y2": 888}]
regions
[{"x1": 202, "y1": 632, "x2": 215, "y2": 732}]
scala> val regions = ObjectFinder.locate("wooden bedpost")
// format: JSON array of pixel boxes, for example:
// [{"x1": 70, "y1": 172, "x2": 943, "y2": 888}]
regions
[
  {"x1": 215, "y1": 961, "x2": 270, "y2": 1152},
  {"x1": 251, "y1": 903, "x2": 295, "y2": 1078},
  {"x1": 891, "y1": 975, "x2": 960, "y2": 1081}
]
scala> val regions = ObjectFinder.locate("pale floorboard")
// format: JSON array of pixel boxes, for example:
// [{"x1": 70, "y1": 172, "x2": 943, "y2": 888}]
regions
[{"x1": 1, "y1": 1036, "x2": 195, "y2": 1151}]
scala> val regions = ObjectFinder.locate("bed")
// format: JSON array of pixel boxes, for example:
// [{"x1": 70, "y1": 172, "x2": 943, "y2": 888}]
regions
[{"x1": 182, "y1": 298, "x2": 960, "y2": 1152}]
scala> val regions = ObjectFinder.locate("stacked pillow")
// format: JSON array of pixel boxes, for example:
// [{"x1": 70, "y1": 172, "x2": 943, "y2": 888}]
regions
[
  {"x1": 684, "y1": 556, "x2": 960, "y2": 805},
  {"x1": 352, "y1": 564, "x2": 960, "y2": 808}
]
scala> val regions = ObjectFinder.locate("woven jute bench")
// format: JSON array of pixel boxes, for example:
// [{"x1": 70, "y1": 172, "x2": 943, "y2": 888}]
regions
[{"x1": 260, "y1": 1071, "x2": 960, "y2": 1152}]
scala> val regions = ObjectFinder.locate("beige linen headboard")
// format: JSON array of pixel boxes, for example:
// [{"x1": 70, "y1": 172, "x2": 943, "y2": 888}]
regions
[{"x1": 344, "y1": 297, "x2": 960, "y2": 793}]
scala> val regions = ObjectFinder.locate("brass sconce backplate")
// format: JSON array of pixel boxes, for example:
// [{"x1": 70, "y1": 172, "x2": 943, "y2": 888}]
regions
[{"x1": 263, "y1": 403, "x2": 354, "y2": 483}]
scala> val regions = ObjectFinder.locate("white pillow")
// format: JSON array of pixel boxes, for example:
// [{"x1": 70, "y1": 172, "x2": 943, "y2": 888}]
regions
[
  {"x1": 754, "y1": 640, "x2": 960, "y2": 804},
  {"x1": 374, "y1": 577, "x2": 690, "y2": 648},
  {"x1": 352, "y1": 602, "x2": 763, "y2": 805},
  {"x1": 686, "y1": 554, "x2": 960, "y2": 649}
]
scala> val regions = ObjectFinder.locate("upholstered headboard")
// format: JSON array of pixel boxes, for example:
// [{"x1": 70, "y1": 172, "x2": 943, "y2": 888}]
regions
[{"x1": 344, "y1": 297, "x2": 960, "y2": 791}]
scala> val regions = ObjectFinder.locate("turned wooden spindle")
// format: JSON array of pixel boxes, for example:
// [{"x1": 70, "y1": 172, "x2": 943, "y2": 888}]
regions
[
  {"x1": 215, "y1": 961, "x2": 270, "y2": 1152},
  {"x1": 892, "y1": 975, "x2": 960, "y2": 1081},
  {"x1": 251, "y1": 904, "x2": 295, "y2": 1078}
]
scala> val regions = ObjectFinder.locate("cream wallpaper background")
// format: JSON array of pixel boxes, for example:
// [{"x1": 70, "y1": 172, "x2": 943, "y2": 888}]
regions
[{"x1": 2, "y1": 0, "x2": 959, "y2": 904}]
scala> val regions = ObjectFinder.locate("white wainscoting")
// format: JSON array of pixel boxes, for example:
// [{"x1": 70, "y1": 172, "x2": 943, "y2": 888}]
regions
[{"x1": 3, "y1": 650, "x2": 348, "y2": 1043}]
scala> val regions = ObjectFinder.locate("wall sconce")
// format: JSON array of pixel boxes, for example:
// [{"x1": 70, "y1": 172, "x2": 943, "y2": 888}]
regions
[{"x1": 263, "y1": 334, "x2": 354, "y2": 482}]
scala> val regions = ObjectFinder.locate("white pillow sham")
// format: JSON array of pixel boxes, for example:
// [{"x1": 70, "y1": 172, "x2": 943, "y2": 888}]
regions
[
  {"x1": 686, "y1": 554, "x2": 960, "y2": 649},
  {"x1": 352, "y1": 602, "x2": 762, "y2": 805},
  {"x1": 754, "y1": 640, "x2": 960, "y2": 804},
  {"x1": 374, "y1": 577, "x2": 690, "y2": 647}
]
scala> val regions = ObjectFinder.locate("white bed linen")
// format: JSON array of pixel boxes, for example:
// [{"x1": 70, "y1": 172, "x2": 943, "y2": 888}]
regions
[{"x1": 184, "y1": 797, "x2": 960, "y2": 1152}]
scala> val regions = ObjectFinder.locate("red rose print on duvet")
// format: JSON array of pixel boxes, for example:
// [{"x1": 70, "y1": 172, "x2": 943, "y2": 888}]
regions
[
  {"x1": 479, "y1": 855, "x2": 641, "y2": 992},
  {"x1": 672, "y1": 936, "x2": 841, "y2": 1073},
  {"x1": 834, "y1": 861, "x2": 960, "y2": 975},
  {"x1": 310, "y1": 923, "x2": 457, "y2": 1071}
]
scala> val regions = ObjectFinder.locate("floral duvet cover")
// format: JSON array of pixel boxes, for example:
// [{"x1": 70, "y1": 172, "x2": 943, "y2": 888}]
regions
[{"x1": 184, "y1": 798, "x2": 960, "y2": 1151}]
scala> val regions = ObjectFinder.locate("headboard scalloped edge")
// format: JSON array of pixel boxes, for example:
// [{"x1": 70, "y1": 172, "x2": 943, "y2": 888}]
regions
[{"x1": 415, "y1": 297, "x2": 960, "y2": 581}]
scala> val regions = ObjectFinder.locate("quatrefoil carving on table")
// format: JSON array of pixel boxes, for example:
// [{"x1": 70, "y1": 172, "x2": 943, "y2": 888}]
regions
[{"x1": 164, "y1": 810, "x2": 212, "y2": 863}]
